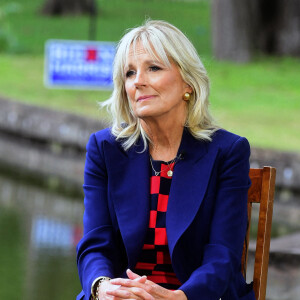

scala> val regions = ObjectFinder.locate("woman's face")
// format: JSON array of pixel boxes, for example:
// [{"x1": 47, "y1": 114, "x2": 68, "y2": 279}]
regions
[{"x1": 124, "y1": 42, "x2": 191, "y2": 123}]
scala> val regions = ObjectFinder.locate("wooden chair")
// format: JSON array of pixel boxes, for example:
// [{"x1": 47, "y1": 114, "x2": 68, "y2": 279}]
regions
[{"x1": 241, "y1": 166, "x2": 276, "y2": 300}]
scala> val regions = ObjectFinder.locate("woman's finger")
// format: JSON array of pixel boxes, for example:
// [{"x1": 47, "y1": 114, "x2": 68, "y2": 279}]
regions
[
  {"x1": 126, "y1": 269, "x2": 140, "y2": 280},
  {"x1": 107, "y1": 286, "x2": 154, "y2": 300},
  {"x1": 126, "y1": 270, "x2": 154, "y2": 287},
  {"x1": 126, "y1": 269, "x2": 147, "y2": 284},
  {"x1": 110, "y1": 276, "x2": 147, "y2": 288},
  {"x1": 110, "y1": 278, "x2": 139, "y2": 287},
  {"x1": 133, "y1": 276, "x2": 147, "y2": 284},
  {"x1": 106, "y1": 288, "x2": 134, "y2": 299},
  {"x1": 106, "y1": 288, "x2": 141, "y2": 299},
  {"x1": 98, "y1": 280, "x2": 121, "y2": 299}
]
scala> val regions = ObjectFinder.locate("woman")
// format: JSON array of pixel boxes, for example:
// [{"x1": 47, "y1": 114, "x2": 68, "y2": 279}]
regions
[{"x1": 76, "y1": 20, "x2": 255, "y2": 300}]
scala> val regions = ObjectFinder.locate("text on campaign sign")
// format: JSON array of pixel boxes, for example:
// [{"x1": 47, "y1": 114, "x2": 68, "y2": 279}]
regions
[{"x1": 44, "y1": 40, "x2": 116, "y2": 90}]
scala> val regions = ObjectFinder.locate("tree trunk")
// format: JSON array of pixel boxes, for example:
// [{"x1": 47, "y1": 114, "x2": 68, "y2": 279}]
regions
[
  {"x1": 41, "y1": 0, "x2": 97, "y2": 16},
  {"x1": 257, "y1": 0, "x2": 300, "y2": 56},
  {"x1": 212, "y1": 0, "x2": 300, "y2": 61},
  {"x1": 212, "y1": 0, "x2": 254, "y2": 62}
]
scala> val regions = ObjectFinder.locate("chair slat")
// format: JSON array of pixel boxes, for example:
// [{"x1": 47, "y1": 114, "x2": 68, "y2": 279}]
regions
[{"x1": 242, "y1": 166, "x2": 276, "y2": 300}]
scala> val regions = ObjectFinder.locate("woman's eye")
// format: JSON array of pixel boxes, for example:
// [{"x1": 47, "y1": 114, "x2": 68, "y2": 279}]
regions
[
  {"x1": 125, "y1": 70, "x2": 135, "y2": 78},
  {"x1": 149, "y1": 66, "x2": 161, "y2": 71}
]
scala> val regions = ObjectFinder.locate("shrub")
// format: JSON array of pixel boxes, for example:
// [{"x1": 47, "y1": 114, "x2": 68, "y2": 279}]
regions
[{"x1": 0, "y1": 3, "x2": 21, "y2": 53}]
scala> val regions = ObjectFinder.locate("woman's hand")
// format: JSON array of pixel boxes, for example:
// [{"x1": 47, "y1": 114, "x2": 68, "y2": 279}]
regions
[
  {"x1": 98, "y1": 274, "x2": 149, "y2": 300},
  {"x1": 98, "y1": 279, "x2": 120, "y2": 300},
  {"x1": 106, "y1": 269, "x2": 187, "y2": 300}
]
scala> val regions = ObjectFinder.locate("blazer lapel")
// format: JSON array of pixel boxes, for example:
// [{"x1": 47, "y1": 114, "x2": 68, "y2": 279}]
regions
[
  {"x1": 109, "y1": 139, "x2": 150, "y2": 268},
  {"x1": 166, "y1": 129, "x2": 219, "y2": 258},
  {"x1": 108, "y1": 130, "x2": 219, "y2": 268}
]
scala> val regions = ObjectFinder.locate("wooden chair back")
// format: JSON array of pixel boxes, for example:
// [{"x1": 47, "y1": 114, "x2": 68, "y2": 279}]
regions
[{"x1": 241, "y1": 166, "x2": 276, "y2": 300}]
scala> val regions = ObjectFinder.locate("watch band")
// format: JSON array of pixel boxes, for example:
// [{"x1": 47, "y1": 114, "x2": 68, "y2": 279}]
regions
[{"x1": 91, "y1": 276, "x2": 111, "y2": 299}]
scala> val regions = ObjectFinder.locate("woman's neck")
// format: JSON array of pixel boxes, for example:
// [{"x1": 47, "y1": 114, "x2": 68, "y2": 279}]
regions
[{"x1": 142, "y1": 119, "x2": 184, "y2": 161}]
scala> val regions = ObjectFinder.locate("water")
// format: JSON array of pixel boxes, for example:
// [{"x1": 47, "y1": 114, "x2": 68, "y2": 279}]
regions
[
  {"x1": 0, "y1": 172, "x2": 299, "y2": 300},
  {"x1": 0, "y1": 173, "x2": 83, "y2": 300}
]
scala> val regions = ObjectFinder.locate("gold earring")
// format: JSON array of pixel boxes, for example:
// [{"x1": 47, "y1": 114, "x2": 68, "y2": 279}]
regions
[{"x1": 183, "y1": 92, "x2": 191, "y2": 101}]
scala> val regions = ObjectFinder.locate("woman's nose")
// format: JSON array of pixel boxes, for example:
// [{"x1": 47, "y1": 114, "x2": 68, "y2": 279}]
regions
[{"x1": 134, "y1": 71, "x2": 146, "y2": 87}]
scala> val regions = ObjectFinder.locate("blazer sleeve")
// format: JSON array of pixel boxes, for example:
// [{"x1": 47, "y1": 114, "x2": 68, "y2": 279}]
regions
[
  {"x1": 179, "y1": 136, "x2": 251, "y2": 300},
  {"x1": 76, "y1": 133, "x2": 115, "y2": 299}
]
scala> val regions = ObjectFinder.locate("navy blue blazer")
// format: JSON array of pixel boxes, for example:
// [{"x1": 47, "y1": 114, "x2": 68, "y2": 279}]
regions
[{"x1": 76, "y1": 127, "x2": 255, "y2": 300}]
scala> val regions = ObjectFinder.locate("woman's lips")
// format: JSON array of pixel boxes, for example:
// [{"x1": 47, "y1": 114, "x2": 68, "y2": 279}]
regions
[{"x1": 137, "y1": 95, "x2": 155, "y2": 101}]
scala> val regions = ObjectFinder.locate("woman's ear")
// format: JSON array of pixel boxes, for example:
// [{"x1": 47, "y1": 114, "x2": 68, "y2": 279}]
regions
[{"x1": 186, "y1": 85, "x2": 193, "y2": 94}]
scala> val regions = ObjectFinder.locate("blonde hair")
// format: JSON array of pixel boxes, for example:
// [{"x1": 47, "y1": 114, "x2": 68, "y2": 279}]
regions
[{"x1": 102, "y1": 20, "x2": 218, "y2": 151}]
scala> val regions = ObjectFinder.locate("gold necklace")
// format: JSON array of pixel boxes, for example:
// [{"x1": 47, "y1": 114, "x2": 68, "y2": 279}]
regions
[{"x1": 149, "y1": 155, "x2": 179, "y2": 177}]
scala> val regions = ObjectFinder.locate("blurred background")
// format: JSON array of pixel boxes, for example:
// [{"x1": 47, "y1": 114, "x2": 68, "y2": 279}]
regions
[{"x1": 0, "y1": 0, "x2": 299, "y2": 299}]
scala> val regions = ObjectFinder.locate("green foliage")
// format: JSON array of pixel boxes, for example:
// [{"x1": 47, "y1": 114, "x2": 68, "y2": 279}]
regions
[
  {"x1": 2, "y1": 0, "x2": 211, "y2": 56},
  {"x1": 207, "y1": 57, "x2": 300, "y2": 151},
  {"x1": 0, "y1": 3, "x2": 22, "y2": 53},
  {"x1": 30, "y1": 254, "x2": 81, "y2": 300},
  {"x1": 0, "y1": 202, "x2": 81, "y2": 300},
  {"x1": 0, "y1": 208, "x2": 26, "y2": 300}
]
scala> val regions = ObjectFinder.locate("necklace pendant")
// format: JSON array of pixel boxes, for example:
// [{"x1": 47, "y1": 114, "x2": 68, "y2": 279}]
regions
[
  {"x1": 155, "y1": 171, "x2": 160, "y2": 176},
  {"x1": 167, "y1": 170, "x2": 173, "y2": 177}
]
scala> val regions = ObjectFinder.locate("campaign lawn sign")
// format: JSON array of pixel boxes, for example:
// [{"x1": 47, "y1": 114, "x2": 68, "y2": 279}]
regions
[{"x1": 44, "y1": 40, "x2": 116, "y2": 90}]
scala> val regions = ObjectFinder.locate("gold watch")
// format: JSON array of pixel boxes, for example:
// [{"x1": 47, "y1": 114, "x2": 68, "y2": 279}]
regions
[{"x1": 91, "y1": 276, "x2": 111, "y2": 299}]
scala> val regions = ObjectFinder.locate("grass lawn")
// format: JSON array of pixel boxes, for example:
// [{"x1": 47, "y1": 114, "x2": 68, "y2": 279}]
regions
[
  {"x1": 0, "y1": 0, "x2": 299, "y2": 151},
  {"x1": 3, "y1": 0, "x2": 211, "y2": 55},
  {"x1": 207, "y1": 57, "x2": 300, "y2": 151}
]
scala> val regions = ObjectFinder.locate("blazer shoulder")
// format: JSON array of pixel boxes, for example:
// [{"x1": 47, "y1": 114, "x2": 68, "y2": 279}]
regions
[
  {"x1": 90, "y1": 127, "x2": 121, "y2": 149},
  {"x1": 210, "y1": 128, "x2": 250, "y2": 154},
  {"x1": 89, "y1": 127, "x2": 130, "y2": 160},
  {"x1": 93, "y1": 127, "x2": 115, "y2": 143}
]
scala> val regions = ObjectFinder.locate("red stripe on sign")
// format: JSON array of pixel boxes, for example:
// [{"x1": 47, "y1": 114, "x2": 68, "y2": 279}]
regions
[{"x1": 86, "y1": 48, "x2": 97, "y2": 61}]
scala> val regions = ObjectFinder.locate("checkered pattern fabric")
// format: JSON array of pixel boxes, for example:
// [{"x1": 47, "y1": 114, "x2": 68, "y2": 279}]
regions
[{"x1": 134, "y1": 159, "x2": 181, "y2": 289}]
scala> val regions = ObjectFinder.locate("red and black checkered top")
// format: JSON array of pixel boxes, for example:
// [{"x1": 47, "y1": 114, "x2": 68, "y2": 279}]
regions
[{"x1": 133, "y1": 158, "x2": 181, "y2": 290}]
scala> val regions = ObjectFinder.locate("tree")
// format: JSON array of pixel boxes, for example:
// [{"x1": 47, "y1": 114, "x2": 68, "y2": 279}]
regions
[
  {"x1": 0, "y1": 3, "x2": 21, "y2": 53},
  {"x1": 41, "y1": 0, "x2": 97, "y2": 16},
  {"x1": 212, "y1": 0, "x2": 253, "y2": 62},
  {"x1": 212, "y1": 0, "x2": 300, "y2": 62},
  {"x1": 257, "y1": 0, "x2": 300, "y2": 56}
]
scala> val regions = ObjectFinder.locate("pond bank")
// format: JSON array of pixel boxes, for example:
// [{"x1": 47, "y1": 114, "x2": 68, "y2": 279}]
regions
[{"x1": 1, "y1": 97, "x2": 299, "y2": 191}]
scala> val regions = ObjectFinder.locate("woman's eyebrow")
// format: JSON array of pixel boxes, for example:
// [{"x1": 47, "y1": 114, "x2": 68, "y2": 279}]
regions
[
  {"x1": 145, "y1": 59, "x2": 164, "y2": 65},
  {"x1": 125, "y1": 59, "x2": 164, "y2": 68},
  {"x1": 124, "y1": 59, "x2": 163, "y2": 71}
]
